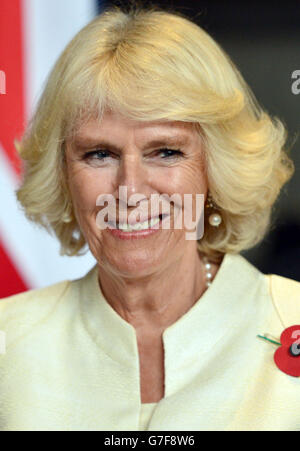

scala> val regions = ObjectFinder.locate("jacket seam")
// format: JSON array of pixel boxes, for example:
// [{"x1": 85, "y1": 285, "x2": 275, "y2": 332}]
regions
[{"x1": 264, "y1": 274, "x2": 286, "y2": 329}]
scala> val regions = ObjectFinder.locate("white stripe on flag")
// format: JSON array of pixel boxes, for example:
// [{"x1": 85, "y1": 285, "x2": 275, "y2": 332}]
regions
[{"x1": 23, "y1": 0, "x2": 97, "y2": 117}]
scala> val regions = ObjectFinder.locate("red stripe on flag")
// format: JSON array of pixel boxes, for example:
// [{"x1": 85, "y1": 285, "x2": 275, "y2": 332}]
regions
[
  {"x1": 0, "y1": 0, "x2": 29, "y2": 298},
  {"x1": 0, "y1": 0, "x2": 25, "y2": 177},
  {"x1": 0, "y1": 240, "x2": 29, "y2": 299}
]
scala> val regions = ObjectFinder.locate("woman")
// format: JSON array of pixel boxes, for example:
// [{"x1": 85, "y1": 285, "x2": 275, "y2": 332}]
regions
[{"x1": 0, "y1": 5, "x2": 299, "y2": 431}]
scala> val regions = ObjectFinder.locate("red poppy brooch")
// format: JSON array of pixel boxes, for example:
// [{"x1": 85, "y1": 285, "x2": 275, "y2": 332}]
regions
[{"x1": 258, "y1": 325, "x2": 300, "y2": 377}]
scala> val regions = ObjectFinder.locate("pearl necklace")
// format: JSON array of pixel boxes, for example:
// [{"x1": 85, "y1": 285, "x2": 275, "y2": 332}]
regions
[{"x1": 201, "y1": 254, "x2": 214, "y2": 288}]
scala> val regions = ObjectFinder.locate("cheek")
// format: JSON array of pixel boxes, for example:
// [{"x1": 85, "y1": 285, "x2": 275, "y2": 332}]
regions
[
  {"x1": 67, "y1": 167, "x2": 110, "y2": 215},
  {"x1": 161, "y1": 165, "x2": 206, "y2": 196},
  {"x1": 154, "y1": 167, "x2": 206, "y2": 227}
]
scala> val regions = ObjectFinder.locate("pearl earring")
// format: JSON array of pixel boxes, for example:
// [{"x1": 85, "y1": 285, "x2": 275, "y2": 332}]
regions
[
  {"x1": 62, "y1": 205, "x2": 73, "y2": 223},
  {"x1": 62, "y1": 212, "x2": 72, "y2": 223},
  {"x1": 205, "y1": 192, "x2": 222, "y2": 227}
]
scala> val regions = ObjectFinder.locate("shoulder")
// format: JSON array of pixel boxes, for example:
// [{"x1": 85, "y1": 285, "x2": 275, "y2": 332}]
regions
[
  {"x1": 264, "y1": 273, "x2": 300, "y2": 326},
  {"x1": 227, "y1": 253, "x2": 300, "y2": 325},
  {"x1": 0, "y1": 280, "x2": 70, "y2": 344},
  {"x1": 0, "y1": 279, "x2": 70, "y2": 315}
]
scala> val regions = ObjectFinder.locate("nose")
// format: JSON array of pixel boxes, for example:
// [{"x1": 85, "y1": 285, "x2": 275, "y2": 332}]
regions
[{"x1": 116, "y1": 153, "x2": 148, "y2": 201}]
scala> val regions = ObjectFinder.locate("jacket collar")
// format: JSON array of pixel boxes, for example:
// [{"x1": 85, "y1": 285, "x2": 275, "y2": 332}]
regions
[{"x1": 74, "y1": 252, "x2": 264, "y2": 395}]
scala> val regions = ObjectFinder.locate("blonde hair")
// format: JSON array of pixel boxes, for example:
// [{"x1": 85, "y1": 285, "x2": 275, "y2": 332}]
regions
[{"x1": 15, "y1": 4, "x2": 295, "y2": 261}]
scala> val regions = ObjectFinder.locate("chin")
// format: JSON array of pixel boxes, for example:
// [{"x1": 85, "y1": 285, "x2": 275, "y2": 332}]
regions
[{"x1": 108, "y1": 250, "x2": 162, "y2": 278}]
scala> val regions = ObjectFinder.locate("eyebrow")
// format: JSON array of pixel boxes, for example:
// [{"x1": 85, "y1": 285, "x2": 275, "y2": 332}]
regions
[{"x1": 73, "y1": 135, "x2": 190, "y2": 152}]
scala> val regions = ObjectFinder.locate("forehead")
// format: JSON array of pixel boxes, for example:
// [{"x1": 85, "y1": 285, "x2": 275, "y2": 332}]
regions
[{"x1": 73, "y1": 110, "x2": 198, "y2": 145}]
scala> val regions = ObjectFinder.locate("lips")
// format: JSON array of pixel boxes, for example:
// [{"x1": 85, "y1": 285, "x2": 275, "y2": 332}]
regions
[{"x1": 110, "y1": 213, "x2": 169, "y2": 226}]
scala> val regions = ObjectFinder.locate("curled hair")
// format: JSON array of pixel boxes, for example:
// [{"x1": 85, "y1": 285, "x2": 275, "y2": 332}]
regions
[{"x1": 15, "y1": 4, "x2": 295, "y2": 260}]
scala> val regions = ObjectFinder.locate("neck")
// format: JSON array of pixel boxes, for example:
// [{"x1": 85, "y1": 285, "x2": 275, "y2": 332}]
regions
[{"x1": 96, "y1": 246, "x2": 211, "y2": 336}]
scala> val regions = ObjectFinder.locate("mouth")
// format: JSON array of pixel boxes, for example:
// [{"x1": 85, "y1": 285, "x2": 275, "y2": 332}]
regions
[{"x1": 108, "y1": 214, "x2": 169, "y2": 231}]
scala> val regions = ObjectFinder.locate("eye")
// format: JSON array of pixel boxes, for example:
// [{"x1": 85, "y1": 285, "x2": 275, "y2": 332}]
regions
[
  {"x1": 156, "y1": 149, "x2": 184, "y2": 159},
  {"x1": 82, "y1": 148, "x2": 184, "y2": 162},
  {"x1": 83, "y1": 150, "x2": 112, "y2": 160}
]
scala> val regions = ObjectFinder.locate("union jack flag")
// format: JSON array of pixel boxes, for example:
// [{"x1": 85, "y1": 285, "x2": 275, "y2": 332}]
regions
[{"x1": 0, "y1": 0, "x2": 99, "y2": 298}]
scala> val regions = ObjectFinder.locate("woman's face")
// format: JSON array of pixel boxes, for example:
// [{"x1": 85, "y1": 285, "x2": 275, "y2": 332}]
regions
[{"x1": 65, "y1": 110, "x2": 207, "y2": 277}]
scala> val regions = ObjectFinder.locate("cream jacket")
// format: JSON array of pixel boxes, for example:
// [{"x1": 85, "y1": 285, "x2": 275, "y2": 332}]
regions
[{"x1": 0, "y1": 253, "x2": 299, "y2": 431}]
